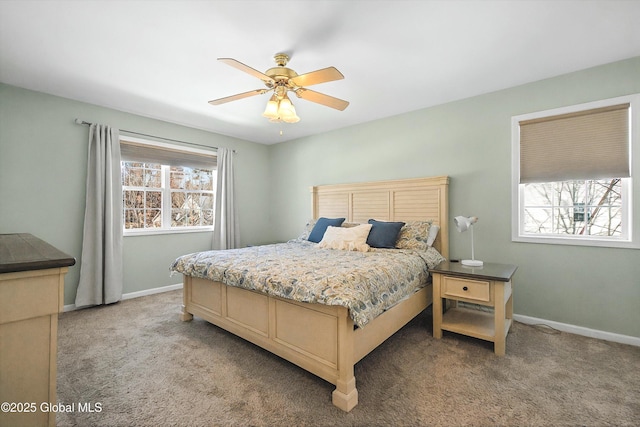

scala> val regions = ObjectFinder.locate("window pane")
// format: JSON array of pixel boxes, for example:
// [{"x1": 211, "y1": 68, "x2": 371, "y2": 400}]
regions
[
  {"x1": 146, "y1": 191, "x2": 162, "y2": 209},
  {"x1": 557, "y1": 181, "x2": 584, "y2": 207},
  {"x1": 171, "y1": 208, "x2": 187, "y2": 227},
  {"x1": 199, "y1": 194, "x2": 213, "y2": 210},
  {"x1": 124, "y1": 190, "x2": 144, "y2": 208},
  {"x1": 552, "y1": 206, "x2": 577, "y2": 234},
  {"x1": 122, "y1": 165, "x2": 144, "y2": 187},
  {"x1": 145, "y1": 209, "x2": 161, "y2": 228},
  {"x1": 171, "y1": 192, "x2": 185, "y2": 208},
  {"x1": 202, "y1": 209, "x2": 214, "y2": 226},
  {"x1": 124, "y1": 209, "x2": 143, "y2": 229},
  {"x1": 170, "y1": 169, "x2": 186, "y2": 190},
  {"x1": 202, "y1": 172, "x2": 214, "y2": 191},
  {"x1": 144, "y1": 165, "x2": 162, "y2": 188},
  {"x1": 523, "y1": 208, "x2": 553, "y2": 233}
]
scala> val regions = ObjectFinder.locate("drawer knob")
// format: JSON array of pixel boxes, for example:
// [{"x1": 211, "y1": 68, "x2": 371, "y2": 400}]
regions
[{"x1": 462, "y1": 286, "x2": 468, "y2": 291}]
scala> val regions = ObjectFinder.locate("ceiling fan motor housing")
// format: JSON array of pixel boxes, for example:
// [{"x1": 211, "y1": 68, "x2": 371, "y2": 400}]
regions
[{"x1": 266, "y1": 67, "x2": 298, "y2": 82}]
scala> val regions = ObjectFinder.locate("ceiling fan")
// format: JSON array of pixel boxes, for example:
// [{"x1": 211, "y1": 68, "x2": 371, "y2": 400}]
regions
[{"x1": 209, "y1": 53, "x2": 349, "y2": 123}]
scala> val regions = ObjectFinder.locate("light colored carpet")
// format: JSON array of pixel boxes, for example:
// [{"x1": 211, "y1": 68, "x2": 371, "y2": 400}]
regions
[{"x1": 56, "y1": 290, "x2": 639, "y2": 426}]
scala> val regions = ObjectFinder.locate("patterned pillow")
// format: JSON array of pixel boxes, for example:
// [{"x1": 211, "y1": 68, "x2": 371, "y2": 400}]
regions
[
  {"x1": 422, "y1": 246, "x2": 447, "y2": 269},
  {"x1": 395, "y1": 221, "x2": 433, "y2": 251},
  {"x1": 341, "y1": 222, "x2": 361, "y2": 228},
  {"x1": 295, "y1": 219, "x2": 318, "y2": 241},
  {"x1": 427, "y1": 224, "x2": 440, "y2": 247}
]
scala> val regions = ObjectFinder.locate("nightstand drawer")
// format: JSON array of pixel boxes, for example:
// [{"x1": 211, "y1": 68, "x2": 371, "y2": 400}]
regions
[{"x1": 441, "y1": 276, "x2": 490, "y2": 302}]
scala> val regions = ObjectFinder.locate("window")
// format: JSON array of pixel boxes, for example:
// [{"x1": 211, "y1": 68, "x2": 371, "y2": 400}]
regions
[
  {"x1": 120, "y1": 137, "x2": 216, "y2": 235},
  {"x1": 512, "y1": 94, "x2": 639, "y2": 249}
]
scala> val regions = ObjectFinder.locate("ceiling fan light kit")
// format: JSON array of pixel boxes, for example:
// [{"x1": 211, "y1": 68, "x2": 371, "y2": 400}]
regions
[
  {"x1": 262, "y1": 86, "x2": 300, "y2": 123},
  {"x1": 210, "y1": 53, "x2": 349, "y2": 124}
]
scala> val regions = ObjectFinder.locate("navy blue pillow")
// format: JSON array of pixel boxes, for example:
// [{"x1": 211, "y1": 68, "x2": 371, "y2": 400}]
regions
[
  {"x1": 308, "y1": 217, "x2": 346, "y2": 243},
  {"x1": 367, "y1": 219, "x2": 406, "y2": 248}
]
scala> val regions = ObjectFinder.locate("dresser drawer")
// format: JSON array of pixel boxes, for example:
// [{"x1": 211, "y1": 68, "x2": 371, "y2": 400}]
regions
[
  {"x1": 441, "y1": 276, "x2": 491, "y2": 303},
  {"x1": 0, "y1": 268, "x2": 64, "y2": 324}
]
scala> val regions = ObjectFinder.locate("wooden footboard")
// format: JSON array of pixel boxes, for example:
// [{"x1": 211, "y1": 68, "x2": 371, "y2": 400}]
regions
[{"x1": 181, "y1": 275, "x2": 431, "y2": 412}]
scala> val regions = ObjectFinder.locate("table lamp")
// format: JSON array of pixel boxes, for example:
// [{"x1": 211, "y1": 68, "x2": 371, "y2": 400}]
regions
[{"x1": 454, "y1": 216, "x2": 483, "y2": 267}]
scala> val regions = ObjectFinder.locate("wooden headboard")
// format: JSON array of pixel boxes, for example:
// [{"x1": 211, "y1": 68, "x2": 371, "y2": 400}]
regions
[{"x1": 310, "y1": 176, "x2": 449, "y2": 258}]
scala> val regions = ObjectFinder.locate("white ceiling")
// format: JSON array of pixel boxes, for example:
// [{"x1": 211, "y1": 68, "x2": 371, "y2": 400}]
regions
[{"x1": 1, "y1": 1, "x2": 639, "y2": 145}]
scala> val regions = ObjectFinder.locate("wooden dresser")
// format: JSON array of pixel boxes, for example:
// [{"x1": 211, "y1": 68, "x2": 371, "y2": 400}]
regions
[{"x1": 0, "y1": 234, "x2": 75, "y2": 427}]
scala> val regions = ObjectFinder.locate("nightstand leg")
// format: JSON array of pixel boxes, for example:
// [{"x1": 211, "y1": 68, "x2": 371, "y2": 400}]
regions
[
  {"x1": 506, "y1": 281, "x2": 513, "y2": 321},
  {"x1": 494, "y1": 281, "x2": 506, "y2": 356},
  {"x1": 432, "y1": 274, "x2": 442, "y2": 339}
]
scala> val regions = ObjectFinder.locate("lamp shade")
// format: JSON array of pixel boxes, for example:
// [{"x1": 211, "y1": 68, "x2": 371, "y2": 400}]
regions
[
  {"x1": 454, "y1": 216, "x2": 478, "y2": 232},
  {"x1": 262, "y1": 95, "x2": 280, "y2": 119},
  {"x1": 279, "y1": 95, "x2": 300, "y2": 123},
  {"x1": 454, "y1": 216, "x2": 482, "y2": 267}
]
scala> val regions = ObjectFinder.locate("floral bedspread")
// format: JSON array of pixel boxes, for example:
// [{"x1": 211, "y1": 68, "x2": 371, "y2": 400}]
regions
[{"x1": 170, "y1": 240, "x2": 445, "y2": 327}]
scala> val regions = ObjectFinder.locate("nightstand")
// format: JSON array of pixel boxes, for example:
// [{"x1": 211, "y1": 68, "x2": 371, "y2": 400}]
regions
[{"x1": 429, "y1": 261, "x2": 517, "y2": 356}]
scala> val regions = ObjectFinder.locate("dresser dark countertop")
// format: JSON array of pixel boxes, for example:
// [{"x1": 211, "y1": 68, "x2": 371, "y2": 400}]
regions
[{"x1": 0, "y1": 233, "x2": 76, "y2": 274}]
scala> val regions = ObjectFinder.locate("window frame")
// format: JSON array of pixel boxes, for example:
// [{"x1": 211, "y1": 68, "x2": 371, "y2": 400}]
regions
[
  {"x1": 511, "y1": 94, "x2": 639, "y2": 249},
  {"x1": 121, "y1": 137, "x2": 216, "y2": 237}
]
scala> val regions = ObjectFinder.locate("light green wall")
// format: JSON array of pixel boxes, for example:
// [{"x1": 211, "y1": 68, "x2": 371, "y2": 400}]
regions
[
  {"x1": 0, "y1": 84, "x2": 272, "y2": 305},
  {"x1": 2, "y1": 57, "x2": 639, "y2": 338},
  {"x1": 269, "y1": 57, "x2": 640, "y2": 338}
]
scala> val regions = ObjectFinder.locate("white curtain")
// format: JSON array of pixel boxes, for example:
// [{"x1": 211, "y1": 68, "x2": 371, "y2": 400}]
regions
[
  {"x1": 75, "y1": 124, "x2": 123, "y2": 307},
  {"x1": 212, "y1": 147, "x2": 240, "y2": 249}
]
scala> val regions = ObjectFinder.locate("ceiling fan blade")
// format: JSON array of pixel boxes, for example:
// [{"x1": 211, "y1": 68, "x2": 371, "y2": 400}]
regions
[
  {"x1": 295, "y1": 88, "x2": 349, "y2": 111},
  {"x1": 290, "y1": 67, "x2": 344, "y2": 87},
  {"x1": 208, "y1": 89, "x2": 267, "y2": 105},
  {"x1": 218, "y1": 58, "x2": 275, "y2": 85}
]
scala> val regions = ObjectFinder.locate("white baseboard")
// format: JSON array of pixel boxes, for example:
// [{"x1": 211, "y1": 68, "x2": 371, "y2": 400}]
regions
[
  {"x1": 63, "y1": 283, "x2": 183, "y2": 312},
  {"x1": 62, "y1": 288, "x2": 639, "y2": 347},
  {"x1": 513, "y1": 314, "x2": 640, "y2": 347},
  {"x1": 121, "y1": 283, "x2": 183, "y2": 301}
]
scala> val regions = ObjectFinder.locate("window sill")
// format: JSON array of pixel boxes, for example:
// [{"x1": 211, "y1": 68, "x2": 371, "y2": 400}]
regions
[
  {"x1": 124, "y1": 227, "x2": 214, "y2": 237},
  {"x1": 512, "y1": 234, "x2": 639, "y2": 250}
]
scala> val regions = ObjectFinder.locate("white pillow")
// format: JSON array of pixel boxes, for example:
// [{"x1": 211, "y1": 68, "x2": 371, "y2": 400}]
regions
[
  {"x1": 318, "y1": 224, "x2": 372, "y2": 252},
  {"x1": 427, "y1": 224, "x2": 440, "y2": 247}
]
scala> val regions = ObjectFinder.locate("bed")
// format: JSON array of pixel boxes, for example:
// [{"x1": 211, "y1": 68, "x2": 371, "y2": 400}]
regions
[{"x1": 172, "y1": 176, "x2": 449, "y2": 412}]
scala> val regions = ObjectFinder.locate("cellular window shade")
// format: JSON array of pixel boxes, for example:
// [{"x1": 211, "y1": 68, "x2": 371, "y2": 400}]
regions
[
  {"x1": 519, "y1": 103, "x2": 630, "y2": 183},
  {"x1": 120, "y1": 140, "x2": 217, "y2": 169}
]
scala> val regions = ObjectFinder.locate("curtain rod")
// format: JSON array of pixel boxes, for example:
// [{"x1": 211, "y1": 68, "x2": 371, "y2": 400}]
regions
[{"x1": 74, "y1": 119, "x2": 236, "y2": 153}]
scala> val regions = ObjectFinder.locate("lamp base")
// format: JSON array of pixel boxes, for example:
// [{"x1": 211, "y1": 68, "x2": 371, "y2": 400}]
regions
[{"x1": 461, "y1": 259, "x2": 484, "y2": 267}]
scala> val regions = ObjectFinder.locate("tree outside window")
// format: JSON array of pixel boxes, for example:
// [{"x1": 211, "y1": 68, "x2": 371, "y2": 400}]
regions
[
  {"x1": 522, "y1": 179, "x2": 622, "y2": 237},
  {"x1": 122, "y1": 162, "x2": 215, "y2": 232}
]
